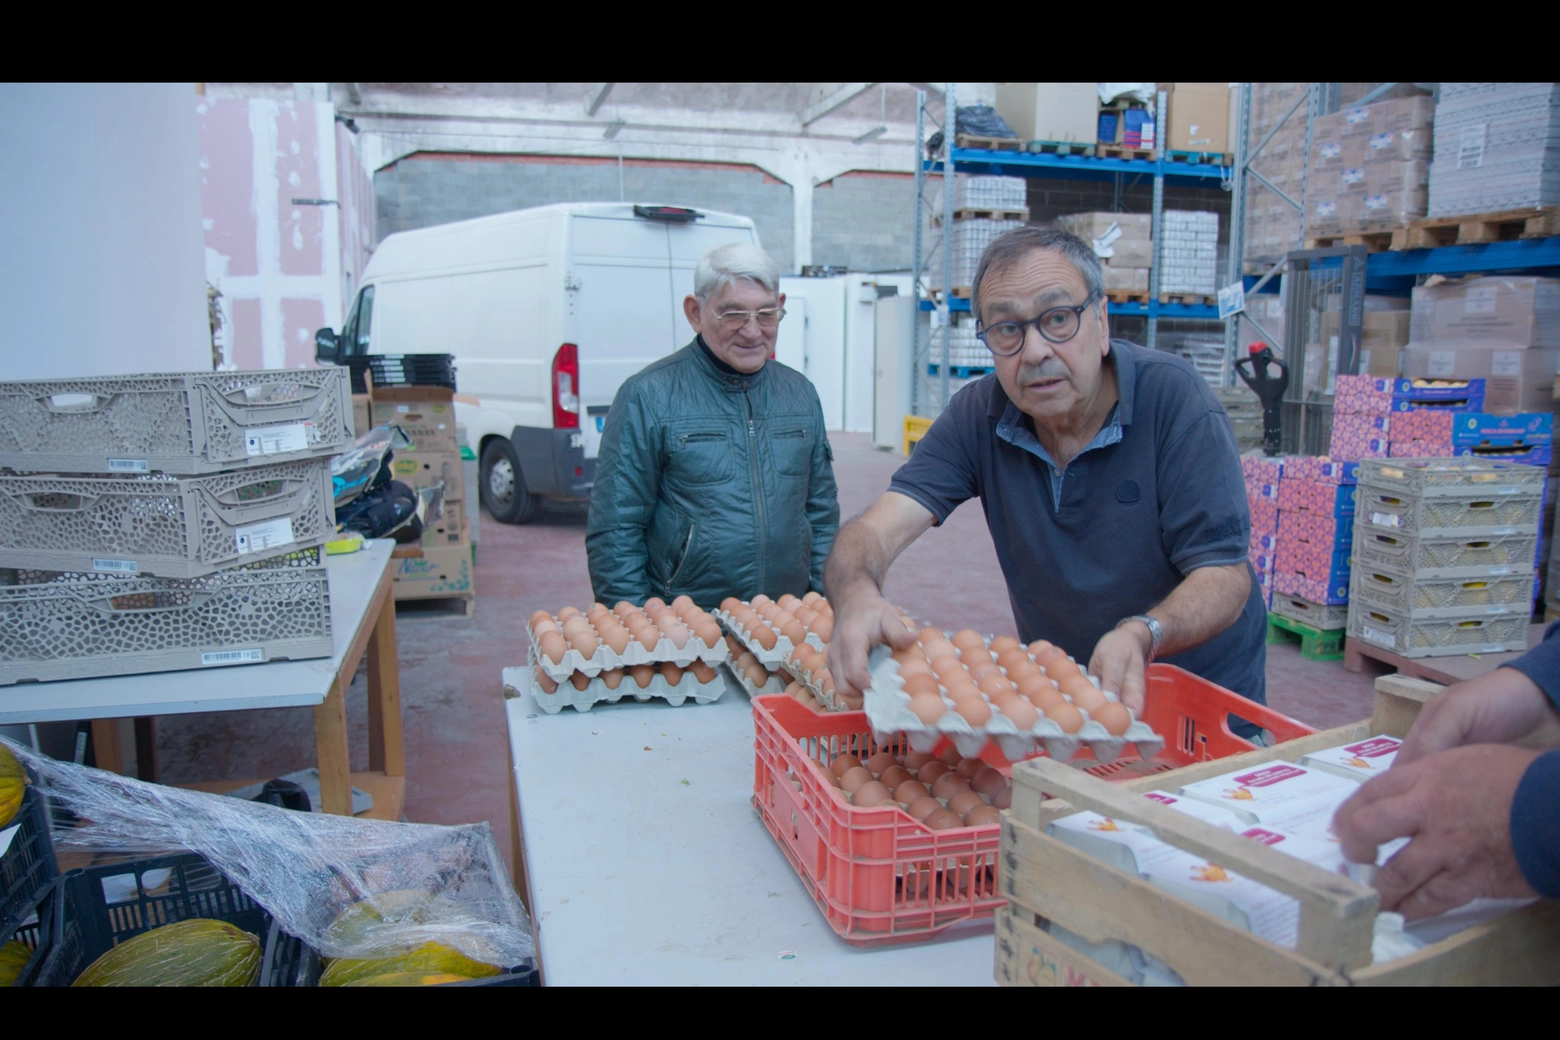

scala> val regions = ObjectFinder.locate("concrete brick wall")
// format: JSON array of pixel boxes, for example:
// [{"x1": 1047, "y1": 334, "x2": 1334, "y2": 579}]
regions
[
  {"x1": 812, "y1": 171, "x2": 917, "y2": 272},
  {"x1": 375, "y1": 153, "x2": 795, "y2": 273}
]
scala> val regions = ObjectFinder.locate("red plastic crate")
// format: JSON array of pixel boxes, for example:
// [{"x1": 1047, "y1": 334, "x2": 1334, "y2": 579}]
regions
[{"x1": 751, "y1": 664, "x2": 1315, "y2": 946}]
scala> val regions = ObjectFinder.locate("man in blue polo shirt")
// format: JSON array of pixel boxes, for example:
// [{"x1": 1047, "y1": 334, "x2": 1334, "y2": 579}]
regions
[{"x1": 825, "y1": 224, "x2": 1267, "y2": 729}]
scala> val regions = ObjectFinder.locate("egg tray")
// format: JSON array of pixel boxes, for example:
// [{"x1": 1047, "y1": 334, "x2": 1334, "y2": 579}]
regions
[
  {"x1": 861, "y1": 644, "x2": 1165, "y2": 764},
  {"x1": 714, "y1": 609, "x2": 825, "y2": 671},
  {"x1": 502, "y1": 658, "x2": 726, "y2": 714},
  {"x1": 787, "y1": 657, "x2": 849, "y2": 712},
  {"x1": 526, "y1": 620, "x2": 728, "y2": 682},
  {"x1": 722, "y1": 661, "x2": 792, "y2": 699}
]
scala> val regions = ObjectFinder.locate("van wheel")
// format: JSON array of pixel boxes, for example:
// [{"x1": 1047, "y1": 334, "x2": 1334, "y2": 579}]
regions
[{"x1": 481, "y1": 438, "x2": 540, "y2": 525}]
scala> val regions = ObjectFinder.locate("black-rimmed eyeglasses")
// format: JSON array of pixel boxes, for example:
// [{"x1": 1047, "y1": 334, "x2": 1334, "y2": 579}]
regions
[{"x1": 976, "y1": 291, "x2": 1102, "y2": 357}]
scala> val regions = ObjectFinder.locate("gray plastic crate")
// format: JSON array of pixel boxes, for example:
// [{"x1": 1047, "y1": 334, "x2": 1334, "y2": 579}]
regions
[
  {"x1": 1356, "y1": 482, "x2": 1541, "y2": 538},
  {"x1": 0, "y1": 547, "x2": 331, "y2": 685},
  {"x1": 1356, "y1": 457, "x2": 1547, "y2": 495},
  {"x1": 0, "y1": 459, "x2": 334, "y2": 579},
  {"x1": 1270, "y1": 594, "x2": 1348, "y2": 630},
  {"x1": 0, "y1": 369, "x2": 351, "y2": 476},
  {"x1": 1348, "y1": 603, "x2": 1529, "y2": 658},
  {"x1": 1351, "y1": 568, "x2": 1535, "y2": 619},
  {"x1": 1352, "y1": 524, "x2": 1539, "y2": 579}
]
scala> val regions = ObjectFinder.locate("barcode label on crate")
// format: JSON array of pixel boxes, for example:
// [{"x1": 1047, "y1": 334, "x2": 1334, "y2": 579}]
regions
[
  {"x1": 107, "y1": 458, "x2": 149, "y2": 473},
  {"x1": 91, "y1": 558, "x2": 138, "y2": 574},
  {"x1": 234, "y1": 517, "x2": 295, "y2": 555},
  {"x1": 1458, "y1": 124, "x2": 1486, "y2": 170},
  {"x1": 1360, "y1": 625, "x2": 1394, "y2": 648},
  {"x1": 245, "y1": 422, "x2": 310, "y2": 457},
  {"x1": 1370, "y1": 511, "x2": 1403, "y2": 528},
  {"x1": 201, "y1": 648, "x2": 264, "y2": 666}
]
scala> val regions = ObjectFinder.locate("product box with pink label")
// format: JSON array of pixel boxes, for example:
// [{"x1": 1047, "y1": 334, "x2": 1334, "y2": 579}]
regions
[
  {"x1": 1283, "y1": 455, "x2": 1359, "y2": 485},
  {"x1": 1328, "y1": 415, "x2": 1390, "y2": 460},
  {"x1": 1278, "y1": 478, "x2": 1357, "y2": 518}
]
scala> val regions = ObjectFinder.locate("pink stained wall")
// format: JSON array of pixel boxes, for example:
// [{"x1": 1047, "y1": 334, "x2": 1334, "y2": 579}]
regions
[
  {"x1": 275, "y1": 102, "x2": 325, "y2": 278},
  {"x1": 336, "y1": 121, "x2": 375, "y2": 307},
  {"x1": 229, "y1": 297, "x2": 263, "y2": 370},
  {"x1": 281, "y1": 297, "x2": 326, "y2": 368},
  {"x1": 198, "y1": 98, "x2": 258, "y2": 277}
]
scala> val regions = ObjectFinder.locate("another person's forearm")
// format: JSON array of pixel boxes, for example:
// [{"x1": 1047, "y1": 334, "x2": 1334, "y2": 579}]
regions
[{"x1": 1133, "y1": 563, "x2": 1249, "y2": 658}]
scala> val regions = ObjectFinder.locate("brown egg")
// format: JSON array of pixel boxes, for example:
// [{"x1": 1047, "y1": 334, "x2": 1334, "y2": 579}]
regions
[
  {"x1": 921, "y1": 637, "x2": 958, "y2": 660},
  {"x1": 840, "y1": 766, "x2": 874, "y2": 795},
  {"x1": 991, "y1": 785, "x2": 1013, "y2": 810},
  {"x1": 778, "y1": 594, "x2": 801, "y2": 611},
  {"x1": 938, "y1": 744, "x2": 964, "y2": 766},
  {"x1": 813, "y1": 669, "x2": 834, "y2": 695},
  {"x1": 536, "y1": 670, "x2": 558, "y2": 694},
  {"x1": 689, "y1": 661, "x2": 715, "y2": 684},
  {"x1": 802, "y1": 591, "x2": 822, "y2": 605},
  {"x1": 628, "y1": 664, "x2": 656, "y2": 689},
  {"x1": 971, "y1": 766, "x2": 1008, "y2": 798},
  {"x1": 932, "y1": 772, "x2": 971, "y2": 800},
  {"x1": 994, "y1": 692, "x2": 1040, "y2": 729},
  {"x1": 967, "y1": 662, "x2": 1000, "y2": 683},
  {"x1": 659, "y1": 662, "x2": 684, "y2": 685},
  {"x1": 1066, "y1": 678, "x2": 1106, "y2": 713},
  {"x1": 907, "y1": 796, "x2": 943, "y2": 821},
  {"x1": 895, "y1": 779, "x2": 931, "y2": 804},
  {"x1": 569, "y1": 671, "x2": 591, "y2": 691},
  {"x1": 754, "y1": 625, "x2": 778, "y2": 650},
  {"x1": 562, "y1": 615, "x2": 590, "y2": 635},
  {"x1": 600, "y1": 668, "x2": 625, "y2": 690},
  {"x1": 909, "y1": 693, "x2": 947, "y2": 725},
  {"x1": 830, "y1": 754, "x2": 863, "y2": 778},
  {"x1": 896, "y1": 659, "x2": 933, "y2": 682},
  {"x1": 865, "y1": 751, "x2": 898, "y2": 776},
  {"x1": 901, "y1": 673, "x2": 942, "y2": 699},
  {"x1": 978, "y1": 672, "x2": 1015, "y2": 698},
  {"x1": 879, "y1": 765, "x2": 912, "y2": 790},
  {"x1": 918, "y1": 626, "x2": 946, "y2": 645},
  {"x1": 851, "y1": 780, "x2": 894, "y2": 807},
  {"x1": 951, "y1": 628, "x2": 985, "y2": 652},
  {"x1": 954, "y1": 757, "x2": 985, "y2": 781},
  {"x1": 1092, "y1": 701, "x2": 1133, "y2": 736},
  {"x1": 670, "y1": 594, "x2": 694, "y2": 615},
  {"x1": 568, "y1": 628, "x2": 600, "y2": 657},
  {"x1": 948, "y1": 789, "x2": 986, "y2": 817},
  {"x1": 996, "y1": 648, "x2": 1032, "y2": 673},
  {"x1": 942, "y1": 672, "x2": 979, "y2": 699},
  {"x1": 1045, "y1": 701, "x2": 1084, "y2": 733},
  {"x1": 781, "y1": 620, "x2": 807, "y2": 647},
  {"x1": 917, "y1": 760, "x2": 952, "y2": 785},
  {"x1": 557, "y1": 606, "x2": 582, "y2": 623},
  {"x1": 783, "y1": 681, "x2": 804, "y2": 699},
  {"x1": 838, "y1": 692, "x2": 863, "y2": 710},
  {"x1": 665, "y1": 624, "x2": 693, "y2": 649},
  {"x1": 964, "y1": 805, "x2": 1002, "y2": 827},
  {"x1": 529, "y1": 609, "x2": 554, "y2": 629},
  {"x1": 904, "y1": 750, "x2": 936, "y2": 772},
  {"x1": 955, "y1": 697, "x2": 992, "y2": 727},
  {"x1": 745, "y1": 663, "x2": 770, "y2": 687},
  {"x1": 751, "y1": 594, "x2": 772, "y2": 609},
  {"x1": 600, "y1": 625, "x2": 631, "y2": 655},
  {"x1": 928, "y1": 655, "x2": 964, "y2": 682},
  {"x1": 614, "y1": 600, "x2": 639, "y2": 617},
  {"x1": 538, "y1": 632, "x2": 567, "y2": 665},
  {"x1": 795, "y1": 606, "x2": 818, "y2": 627},
  {"x1": 1016, "y1": 672, "x2": 1056, "y2": 703},
  {"x1": 644, "y1": 596, "x2": 667, "y2": 614},
  {"x1": 773, "y1": 610, "x2": 795, "y2": 629},
  {"x1": 808, "y1": 615, "x2": 834, "y2": 643},
  {"x1": 924, "y1": 808, "x2": 964, "y2": 831},
  {"x1": 587, "y1": 603, "x2": 611, "y2": 621},
  {"x1": 692, "y1": 621, "x2": 720, "y2": 647},
  {"x1": 719, "y1": 597, "x2": 740, "y2": 614},
  {"x1": 635, "y1": 626, "x2": 660, "y2": 652},
  {"x1": 531, "y1": 619, "x2": 560, "y2": 640},
  {"x1": 989, "y1": 635, "x2": 1021, "y2": 655}
]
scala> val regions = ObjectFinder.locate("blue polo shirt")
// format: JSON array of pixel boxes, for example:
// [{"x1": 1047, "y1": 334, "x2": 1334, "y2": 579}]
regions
[{"x1": 890, "y1": 339, "x2": 1268, "y2": 720}]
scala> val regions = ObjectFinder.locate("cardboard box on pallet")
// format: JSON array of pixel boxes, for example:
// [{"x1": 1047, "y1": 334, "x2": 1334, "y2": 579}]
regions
[
  {"x1": 391, "y1": 524, "x2": 474, "y2": 600},
  {"x1": 1403, "y1": 346, "x2": 1558, "y2": 415},
  {"x1": 425, "y1": 498, "x2": 467, "y2": 545},
  {"x1": 1103, "y1": 266, "x2": 1149, "y2": 292},
  {"x1": 388, "y1": 451, "x2": 464, "y2": 502},
  {"x1": 994, "y1": 83, "x2": 1099, "y2": 144},
  {"x1": 1410, "y1": 277, "x2": 1560, "y2": 349},
  {"x1": 1166, "y1": 83, "x2": 1230, "y2": 153},
  {"x1": 351, "y1": 394, "x2": 372, "y2": 438},
  {"x1": 373, "y1": 387, "x2": 460, "y2": 453}
]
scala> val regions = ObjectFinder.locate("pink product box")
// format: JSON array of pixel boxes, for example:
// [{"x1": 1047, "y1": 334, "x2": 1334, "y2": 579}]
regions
[
  {"x1": 1391, "y1": 411, "x2": 1453, "y2": 441},
  {"x1": 1241, "y1": 455, "x2": 1286, "y2": 487},
  {"x1": 1329, "y1": 415, "x2": 1390, "y2": 460},
  {"x1": 1389, "y1": 438, "x2": 1455, "y2": 458},
  {"x1": 1278, "y1": 510, "x2": 1350, "y2": 548},
  {"x1": 1246, "y1": 479, "x2": 1280, "y2": 506},
  {"x1": 1283, "y1": 456, "x2": 1359, "y2": 485},
  {"x1": 1334, "y1": 374, "x2": 1394, "y2": 415},
  {"x1": 1250, "y1": 497, "x2": 1280, "y2": 535},
  {"x1": 1251, "y1": 551, "x2": 1277, "y2": 575},
  {"x1": 1273, "y1": 570, "x2": 1349, "y2": 605},
  {"x1": 1277, "y1": 478, "x2": 1357, "y2": 516}
]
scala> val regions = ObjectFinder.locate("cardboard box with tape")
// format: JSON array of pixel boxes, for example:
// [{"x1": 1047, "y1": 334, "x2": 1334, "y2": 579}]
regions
[
  {"x1": 994, "y1": 83, "x2": 1100, "y2": 144},
  {"x1": 373, "y1": 387, "x2": 460, "y2": 453}
]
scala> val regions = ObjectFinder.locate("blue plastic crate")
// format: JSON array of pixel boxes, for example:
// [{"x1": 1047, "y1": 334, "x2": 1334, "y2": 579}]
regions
[
  {"x1": 1451, "y1": 412, "x2": 1553, "y2": 446},
  {"x1": 1097, "y1": 113, "x2": 1119, "y2": 144},
  {"x1": 1390, "y1": 378, "x2": 1486, "y2": 412},
  {"x1": 1456, "y1": 443, "x2": 1553, "y2": 467}
]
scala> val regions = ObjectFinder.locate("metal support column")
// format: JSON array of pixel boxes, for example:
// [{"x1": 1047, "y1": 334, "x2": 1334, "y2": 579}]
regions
[
  {"x1": 1223, "y1": 82, "x2": 1251, "y2": 386},
  {"x1": 939, "y1": 83, "x2": 956, "y2": 413},
  {"x1": 1146, "y1": 89, "x2": 1166, "y2": 351},
  {"x1": 911, "y1": 90, "x2": 926, "y2": 417}
]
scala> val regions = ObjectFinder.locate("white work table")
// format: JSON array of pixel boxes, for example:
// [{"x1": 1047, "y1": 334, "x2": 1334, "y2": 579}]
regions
[
  {"x1": 503, "y1": 678, "x2": 998, "y2": 986},
  {"x1": 0, "y1": 540, "x2": 405, "y2": 817}
]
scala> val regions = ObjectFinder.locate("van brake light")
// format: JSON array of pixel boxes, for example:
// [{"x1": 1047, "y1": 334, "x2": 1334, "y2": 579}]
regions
[{"x1": 553, "y1": 343, "x2": 580, "y2": 429}]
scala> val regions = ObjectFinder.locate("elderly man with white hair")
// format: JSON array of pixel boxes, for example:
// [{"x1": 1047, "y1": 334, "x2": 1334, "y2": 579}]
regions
[{"x1": 586, "y1": 242, "x2": 840, "y2": 607}]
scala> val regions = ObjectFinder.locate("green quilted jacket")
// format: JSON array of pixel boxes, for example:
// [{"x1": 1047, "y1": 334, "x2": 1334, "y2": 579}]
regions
[{"x1": 586, "y1": 338, "x2": 840, "y2": 608}]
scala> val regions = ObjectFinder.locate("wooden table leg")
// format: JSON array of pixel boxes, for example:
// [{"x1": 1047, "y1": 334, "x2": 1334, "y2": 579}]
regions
[
  {"x1": 314, "y1": 674, "x2": 352, "y2": 815},
  {"x1": 133, "y1": 717, "x2": 158, "y2": 781},
  {"x1": 90, "y1": 719, "x2": 125, "y2": 774},
  {"x1": 507, "y1": 734, "x2": 529, "y2": 912},
  {"x1": 366, "y1": 580, "x2": 404, "y2": 777}
]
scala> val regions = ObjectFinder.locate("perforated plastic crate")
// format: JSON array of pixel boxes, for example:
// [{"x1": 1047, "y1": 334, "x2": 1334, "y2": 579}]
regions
[
  {"x1": 1351, "y1": 568, "x2": 1535, "y2": 619},
  {"x1": 1269, "y1": 594, "x2": 1349, "y2": 630},
  {"x1": 0, "y1": 547, "x2": 331, "y2": 685},
  {"x1": 1348, "y1": 604, "x2": 1530, "y2": 658},
  {"x1": 0, "y1": 369, "x2": 351, "y2": 476},
  {"x1": 1352, "y1": 525, "x2": 1539, "y2": 579},
  {"x1": 0, "y1": 459, "x2": 334, "y2": 578},
  {"x1": 1357, "y1": 482, "x2": 1541, "y2": 537},
  {"x1": 1356, "y1": 457, "x2": 1546, "y2": 495}
]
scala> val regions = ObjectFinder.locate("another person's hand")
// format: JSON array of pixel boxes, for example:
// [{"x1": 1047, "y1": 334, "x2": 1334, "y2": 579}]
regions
[
  {"x1": 1088, "y1": 624, "x2": 1149, "y2": 716},
  {"x1": 1396, "y1": 668, "x2": 1560, "y2": 768},
  {"x1": 827, "y1": 589, "x2": 917, "y2": 702},
  {"x1": 1331, "y1": 743, "x2": 1542, "y2": 919}
]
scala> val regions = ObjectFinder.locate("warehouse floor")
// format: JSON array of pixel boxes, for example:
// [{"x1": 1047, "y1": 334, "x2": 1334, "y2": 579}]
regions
[{"x1": 153, "y1": 432, "x2": 1379, "y2": 870}]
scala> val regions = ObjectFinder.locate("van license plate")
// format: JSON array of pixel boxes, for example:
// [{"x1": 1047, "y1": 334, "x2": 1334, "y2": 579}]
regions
[{"x1": 582, "y1": 407, "x2": 608, "y2": 460}]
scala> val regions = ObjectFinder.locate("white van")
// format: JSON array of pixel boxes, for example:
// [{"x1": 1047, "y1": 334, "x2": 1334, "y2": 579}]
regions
[{"x1": 315, "y1": 202, "x2": 760, "y2": 523}]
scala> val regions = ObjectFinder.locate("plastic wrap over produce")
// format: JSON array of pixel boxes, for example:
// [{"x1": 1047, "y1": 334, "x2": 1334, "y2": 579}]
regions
[{"x1": 6, "y1": 740, "x2": 534, "y2": 968}]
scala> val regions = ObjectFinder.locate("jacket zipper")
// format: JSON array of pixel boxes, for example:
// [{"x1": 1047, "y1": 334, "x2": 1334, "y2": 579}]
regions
[
  {"x1": 745, "y1": 393, "x2": 766, "y2": 594},
  {"x1": 665, "y1": 523, "x2": 696, "y2": 597}
]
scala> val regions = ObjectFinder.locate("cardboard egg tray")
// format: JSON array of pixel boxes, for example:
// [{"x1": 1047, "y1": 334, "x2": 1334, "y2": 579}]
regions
[
  {"x1": 713, "y1": 609, "x2": 825, "y2": 671},
  {"x1": 722, "y1": 661, "x2": 791, "y2": 699},
  {"x1": 786, "y1": 656, "x2": 851, "y2": 712},
  {"x1": 860, "y1": 644, "x2": 1165, "y2": 764},
  {"x1": 526, "y1": 618, "x2": 728, "y2": 681},
  {"x1": 502, "y1": 657, "x2": 726, "y2": 714}
]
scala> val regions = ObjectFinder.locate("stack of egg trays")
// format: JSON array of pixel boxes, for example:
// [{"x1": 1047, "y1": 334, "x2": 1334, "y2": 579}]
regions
[
  {"x1": 860, "y1": 642, "x2": 1164, "y2": 765},
  {"x1": 722, "y1": 661, "x2": 791, "y2": 699},
  {"x1": 525, "y1": 619, "x2": 728, "y2": 680},
  {"x1": 1349, "y1": 457, "x2": 1541, "y2": 657},
  {"x1": 784, "y1": 653, "x2": 848, "y2": 712},
  {"x1": 505, "y1": 656, "x2": 726, "y2": 714},
  {"x1": 713, "y1": 607, "x2": 825, "y2": 671},
  {"x1": 0, "y1": 369, "x2": 350, "y2": 683}
]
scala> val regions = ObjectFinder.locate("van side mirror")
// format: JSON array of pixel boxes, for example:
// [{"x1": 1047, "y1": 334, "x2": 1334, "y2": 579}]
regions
[{"x1": 315, "y1": 328, "x2": 339, "y2": 364}]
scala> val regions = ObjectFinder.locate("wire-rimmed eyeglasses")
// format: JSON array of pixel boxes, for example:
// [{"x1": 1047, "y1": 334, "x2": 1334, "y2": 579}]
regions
[
  {"x1": 976, "y1": 291, "x2": 1102, "y2": 357},
  {"x1": 714, "y1": 307, "x2": 787, "y2": 331}
]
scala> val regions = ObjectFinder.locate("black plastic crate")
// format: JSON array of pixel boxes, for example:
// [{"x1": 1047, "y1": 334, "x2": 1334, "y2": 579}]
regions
[
  {"x1": 32, "y1": 851, "x2": 287, "y2": 987},
  {"x1": 283, "y1": 940, "x2": 537, "y2": 987},
  {"x1": 343, "y1": 354, "x2": 457, "y2": 395},
  {"x1": 2, "y1": 780, "x2": 59, "y2": 946},
  {"x1": 4, "y1": 876, "x2": 58, "y2": 987}
]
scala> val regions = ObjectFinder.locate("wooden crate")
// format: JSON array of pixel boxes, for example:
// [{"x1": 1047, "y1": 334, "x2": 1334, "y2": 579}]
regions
[{"x1": 997, "y1": 675, "x2": 1560, "y2": 986}]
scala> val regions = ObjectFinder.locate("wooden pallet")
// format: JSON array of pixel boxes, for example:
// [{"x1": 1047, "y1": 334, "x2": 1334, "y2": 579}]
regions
[
  {"x1": 1164, "y1": 149, "x2": 1235, "y2": 166},
  {"x1": 997, "y1": 676, "x2": 1560, "y2": 986},
  {"x1": 951, "y1": 207, "x2": 1029, "y2": 222},
  {"x1": 1026, "y1": 140, "x2": 1096, "y2": 157},
  {"x1": 1304, "y1": 229, "x2": 1400, "y2": 253},
  {"x1": 1104, "y1": 290, "x2": 1151, "y2": 304},
  {"x1": 954, "y1": 134, "x2": 1025, "y2": 152},
  {"x1": 1342, "y1": 625, "x2": 1544, "y2": 684},
  {"x1": 1398, "y1": 207, "x2": 1560, "y2": 249},
  {"x1": 1094, "y1": 144, "x2": 1155, "y2": 161},
  {"x1": 1265, "y1": 611, "x2": 1345, "y2": 661},
  {"x1": 1157, "y1": 293, "x2": 1216, "y2": 306}
]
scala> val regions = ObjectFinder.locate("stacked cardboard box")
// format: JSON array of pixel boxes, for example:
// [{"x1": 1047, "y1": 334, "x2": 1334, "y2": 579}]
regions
[
  {"x1": 1164, "y1": 83, "x2": 1230, "y2": 154},
  {"x1": 1158, "y1": 210, "x2": 1218, "y2": 295},
  {"x1": 994, "y1": 83, "x2": 1100, "y2": 145},
  {"x1": 373, "y1": 386, "x2": 475, "y2": 607},
  {"x1": 1273, "y1": 467, "x2": 1357, "y2": 606},
  {"x1": 1427, "y1": 83, "x2": 1560, "y2": 218},
  {"x1": 1057, "y1": 212, "x2": 1152, "y2": 293},
  {"x1": 1349, "y1": 457, "x2": 1540, "y2": 657},
  {"x1": 1242, "y1": 83, "x2": 1309, "y2": 268},
  {"x1": 1405, "y1": 276, "x2": 1560, "y2": 415},
  {"x1": 1308, "y1": 96, "x2": 1434, "y2": 235},
  {"x1": 1242, "y1": 454, "x2": 1284, "y2": 608}
]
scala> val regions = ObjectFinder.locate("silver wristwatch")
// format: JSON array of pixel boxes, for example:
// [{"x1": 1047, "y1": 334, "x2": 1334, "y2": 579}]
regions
[{"x1": 1122, "y1": 615, "x2": 1162, "y2": 660}]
